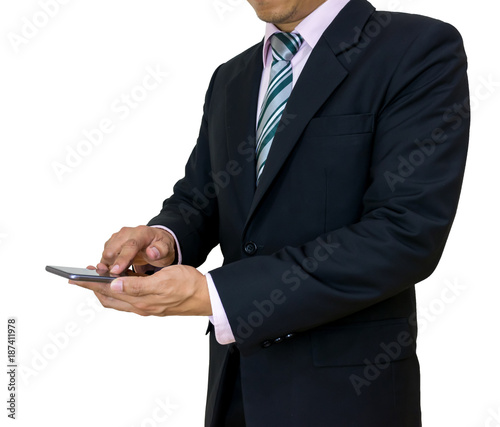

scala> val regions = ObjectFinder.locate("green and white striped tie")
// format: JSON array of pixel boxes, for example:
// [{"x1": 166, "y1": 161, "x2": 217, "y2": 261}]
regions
[{"x1": 256, "y1": 32, "x2": 304, "y2": 184}]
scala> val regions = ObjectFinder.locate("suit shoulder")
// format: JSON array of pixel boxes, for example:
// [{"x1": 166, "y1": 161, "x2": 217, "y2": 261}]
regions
[{"x1": 373, "y1": 10, "x2": 464, "y2": 42}]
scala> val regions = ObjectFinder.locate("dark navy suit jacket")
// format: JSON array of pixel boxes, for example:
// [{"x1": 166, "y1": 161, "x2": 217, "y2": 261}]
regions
[{"x1": 149, "y1": 0, "x2": 470, "y2": 425}]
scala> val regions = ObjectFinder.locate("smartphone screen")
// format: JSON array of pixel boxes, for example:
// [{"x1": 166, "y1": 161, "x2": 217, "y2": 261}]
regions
[{"x1": 45, "y1": 266, "x2": 137, "y2": 282}]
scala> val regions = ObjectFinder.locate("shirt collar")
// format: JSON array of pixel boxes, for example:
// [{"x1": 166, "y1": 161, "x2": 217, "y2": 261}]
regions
[{"x1": 262, "y1": 0, "x2": 351, "y2": 66}]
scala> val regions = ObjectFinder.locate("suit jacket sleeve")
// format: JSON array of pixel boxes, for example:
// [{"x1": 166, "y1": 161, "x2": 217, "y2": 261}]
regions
[
  {"x1": 148, "y1": 66, "x2": 223, "y2": 267},
  {"x1": 208, "y1": 21, "x2": 470, "y2": 353}
]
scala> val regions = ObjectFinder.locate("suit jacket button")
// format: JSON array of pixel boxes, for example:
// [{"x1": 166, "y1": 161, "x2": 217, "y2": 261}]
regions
[
  {"x1": 261, "y1": 340, "x2": 272, "y2": 348},
  {"x1": 244, "y1": 242, "x2": 258, "y2": 255},
  {"x1": 285, "y1": 333, "x2": 295, "y2": 340},
  {"x1": 274, "y1": 337, "x2": 284, "y2": 344}
]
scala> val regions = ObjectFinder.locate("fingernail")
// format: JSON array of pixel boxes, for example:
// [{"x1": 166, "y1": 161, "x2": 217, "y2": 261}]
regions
[
  {"x1": 151, "y1": 247, "x2": 160, "y2": 259},
  {"x1": 110, "y1": 280, "x2": 123, "y2": 292},
  {"x1": 110, "y1": 265, "x2": 120, "y2": 273}
]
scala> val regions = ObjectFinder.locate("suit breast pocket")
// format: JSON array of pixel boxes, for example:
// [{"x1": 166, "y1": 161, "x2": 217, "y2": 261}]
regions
[
  {"x1": 303, "y1": 113, "x2": 374, "y2": 141},
  {"x1": 300, "y1": 114, "x2": 375, "y2": 230}
]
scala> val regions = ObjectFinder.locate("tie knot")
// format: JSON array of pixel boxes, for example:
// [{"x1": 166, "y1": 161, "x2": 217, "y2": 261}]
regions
[{"x1": 270, "y1": 32, "x2": 304, "y2": 62}]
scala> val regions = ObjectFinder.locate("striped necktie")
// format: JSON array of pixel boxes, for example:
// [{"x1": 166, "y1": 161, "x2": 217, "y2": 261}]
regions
[{"x1": 256, "y1": 32, "x2": 304, "y2": 184}]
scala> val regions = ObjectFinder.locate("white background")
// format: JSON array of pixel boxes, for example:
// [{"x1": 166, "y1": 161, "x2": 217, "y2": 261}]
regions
[{"x1": 1, "y1": 0, "x2": 499, "y2": 426}]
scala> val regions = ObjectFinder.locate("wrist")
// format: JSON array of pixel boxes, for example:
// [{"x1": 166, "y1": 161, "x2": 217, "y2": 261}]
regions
[{"x1": 196, "y1": 274, "x2": 213, "y2": 316}]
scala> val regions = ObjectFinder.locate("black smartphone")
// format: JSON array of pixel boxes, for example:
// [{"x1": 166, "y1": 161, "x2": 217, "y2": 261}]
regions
[{"x1": 45, "y1": 266, "x2": 137, "y2": 282}]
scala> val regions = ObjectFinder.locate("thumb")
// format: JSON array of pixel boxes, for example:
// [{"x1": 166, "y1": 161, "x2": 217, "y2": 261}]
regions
[
  {"x1": 145, "y1": 234, "x2": 176, "y2": 266},
  {"x1": 110, "y1": 275, "x2": 150, "y2": 296},
  {"x1": 146, "y1": 245, "x2": 162, "y2": 261}
]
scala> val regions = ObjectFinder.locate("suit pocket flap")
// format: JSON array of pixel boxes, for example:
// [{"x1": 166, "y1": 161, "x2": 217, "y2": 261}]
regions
[{"x1": 311, "y1": 318, "x2": 415, "y2": 367}]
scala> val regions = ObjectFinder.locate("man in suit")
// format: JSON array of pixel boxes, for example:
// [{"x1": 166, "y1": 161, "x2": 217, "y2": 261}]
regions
[{"x1": 71, "y1": 0, "x2": 470, "y2": 425}]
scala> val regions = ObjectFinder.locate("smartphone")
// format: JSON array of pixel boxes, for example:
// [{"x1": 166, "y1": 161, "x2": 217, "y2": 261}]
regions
[{"x1": 45, "y1": 266, "x2": 137, "y2": 282}]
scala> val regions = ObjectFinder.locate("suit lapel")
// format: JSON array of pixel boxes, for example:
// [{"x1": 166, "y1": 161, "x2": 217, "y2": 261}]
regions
[
  {"x1": 244, "y1": 0, "x2": 375, "y2": 229},
  {"x1": 225, "y1": 43, "x2": 263, "y2": 220}
]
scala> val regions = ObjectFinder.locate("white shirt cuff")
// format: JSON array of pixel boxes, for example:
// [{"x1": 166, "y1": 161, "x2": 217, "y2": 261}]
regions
[{"x1": 206, "y1": 273, "x2": 235, "y2": 345}]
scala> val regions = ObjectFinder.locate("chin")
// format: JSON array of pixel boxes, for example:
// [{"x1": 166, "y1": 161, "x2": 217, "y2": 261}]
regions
[{"x1": 256, "y1": 9, "x2": 294, "y2": 24}]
